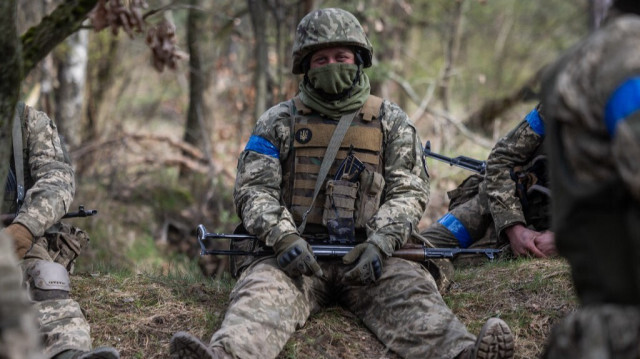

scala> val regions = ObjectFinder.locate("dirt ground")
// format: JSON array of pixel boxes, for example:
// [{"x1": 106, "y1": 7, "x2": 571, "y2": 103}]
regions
[{"x1": 74, "y1": 257, "x2": 576, "y2": 359}]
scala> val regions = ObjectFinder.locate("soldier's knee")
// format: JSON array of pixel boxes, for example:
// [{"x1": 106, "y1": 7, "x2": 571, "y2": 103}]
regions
[{"x1": 24, "y1": 260, "x2": 70, "y2": 301}]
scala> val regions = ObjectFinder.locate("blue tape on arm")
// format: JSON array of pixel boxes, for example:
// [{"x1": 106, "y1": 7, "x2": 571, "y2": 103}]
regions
[
  {"x1": 437, "y1": 213, "x2": 473, "y2": 248},
  {"x1": 605, "y1": 77, "x2": 640, "y2": 137},
  {"x1": 525, "y1": 108, "x2": 545, "y2": 137},
  {"x1": 244, "y1": 135, "x2": 279, "y2": 159}
]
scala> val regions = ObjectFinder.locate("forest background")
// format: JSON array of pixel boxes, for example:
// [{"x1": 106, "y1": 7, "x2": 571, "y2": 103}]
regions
[{"x1": 0, "y1": 0, "x2": 607, "y2": 358}]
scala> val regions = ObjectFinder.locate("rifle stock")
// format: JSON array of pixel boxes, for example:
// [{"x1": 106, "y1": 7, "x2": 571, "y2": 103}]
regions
[{"x1": 196, "y1": 225, "x2": 501, "y2": 261}]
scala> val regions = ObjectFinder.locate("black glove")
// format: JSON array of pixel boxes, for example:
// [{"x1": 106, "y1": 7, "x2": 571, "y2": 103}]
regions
[
  {"x1": 273, "y1": 234, "x2": 323, "y2": 278},
  {"x1": 342, "y1": 242, "x2": 383, "y2": 285}
]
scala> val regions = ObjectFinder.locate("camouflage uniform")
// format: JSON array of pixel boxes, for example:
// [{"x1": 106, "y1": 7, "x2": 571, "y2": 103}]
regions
[
  {"x1": 209, "y1": 95, "x2": 480, "y2": 358},
  {"x1": 0, "y1": 233, "x2": 43, "y2": 359},
  {"x1": 539, "y1": 3, "x2": 640, "y2": 357},
  {"x1": 421, "y1": 107, "x2": 549, "y2": 259},
  {"x1": 3, "y1": 105, "x2": 117, "y2": 358}
]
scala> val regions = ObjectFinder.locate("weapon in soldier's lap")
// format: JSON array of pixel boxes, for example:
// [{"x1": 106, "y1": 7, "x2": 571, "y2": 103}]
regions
[
  {"x1": 196, "y1": 224, "x2": 501, "y2": 260},
  {"x1": 423, "y1": 140, "x2": 486, "y2": 175},
  {"x1": 1, "y1": 205, "x2": 98, "y2": 226}
]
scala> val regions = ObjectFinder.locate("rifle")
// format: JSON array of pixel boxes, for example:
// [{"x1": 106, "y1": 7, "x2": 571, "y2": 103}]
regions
[
  {"x1": 196, "y1": 225, "x2": 501, "y2": 260},
  {"x1": 423, "y1": 140, "x2": 487, "y2": 175},
  {"x1": 1, "y1": 205, "x2": 98, "y2": 226}
]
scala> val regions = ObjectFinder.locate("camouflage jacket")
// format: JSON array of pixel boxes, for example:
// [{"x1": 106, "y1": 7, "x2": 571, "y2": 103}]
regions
[
  {"x1": 484, "y1": 107, "x2": 546, "y2": 238},
  {"x1": 541, "y1": 14, "x2": 640, "y2": 202},
  {"x1": 5, "y1": 105, "x2": 75, "y2": 238},
  {"x1": 233, "y1": 98, "x2": 429, "y2": 256}
]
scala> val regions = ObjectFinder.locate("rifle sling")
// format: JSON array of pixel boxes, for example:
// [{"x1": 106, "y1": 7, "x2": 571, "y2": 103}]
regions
[
  {"x1": 12, "y1": 103, "x2": 25, "y2": 209},
  {"x1": 297, "y1": 109, "x2": 359, "y2": 235}
]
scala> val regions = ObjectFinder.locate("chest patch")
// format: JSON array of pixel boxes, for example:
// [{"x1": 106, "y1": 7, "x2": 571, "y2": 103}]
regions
[{"x1": 295, "y1": 128, "x2": 312, "y2": 144}]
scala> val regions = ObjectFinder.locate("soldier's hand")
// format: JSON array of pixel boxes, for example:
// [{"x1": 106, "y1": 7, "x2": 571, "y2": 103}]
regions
[
  {"x1": 273, "y1": 234, "x2": 323, "y2": 278},
  {"x1": 505, "y1": 224, "x2": 545, "y2": 258},
  {"x1": 534, "y1": 231, "x2": 557, "y2": 257},
  {"x1": 3, "y1": 223, "x2": 34, "y2": 259},
  {"x1": 342, "y1": 242, "x2": 383, "y2": 285}
]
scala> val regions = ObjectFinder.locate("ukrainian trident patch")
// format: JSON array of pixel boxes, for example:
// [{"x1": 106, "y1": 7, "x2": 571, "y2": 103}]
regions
[{"x1": 295, "y1": 128, "x2": 312, "y2": 144}]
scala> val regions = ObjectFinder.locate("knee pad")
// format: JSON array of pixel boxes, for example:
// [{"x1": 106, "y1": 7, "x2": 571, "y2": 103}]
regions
[{"x1": 25, "y1": 260, "x2": 70, "y2": 301}]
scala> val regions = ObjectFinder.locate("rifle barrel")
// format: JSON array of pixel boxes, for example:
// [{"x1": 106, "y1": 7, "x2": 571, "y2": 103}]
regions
[{"x1": 423, "y1": 140, "x2": 486, "y2": 175}]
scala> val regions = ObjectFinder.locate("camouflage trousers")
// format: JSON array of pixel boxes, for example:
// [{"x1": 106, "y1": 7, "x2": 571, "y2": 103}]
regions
[
  {"x1": 543, "y1": 305, "x2": 640, "y2": 359},
  {"x1": 0, "y1": 235, "x2": 43, "y2": 359},
  {"x1": 210, "y1": 257, "x2": 475, "y2": 359},
  {"x1": 21, "y1": 234, "x2": 92, "y2": 357}
]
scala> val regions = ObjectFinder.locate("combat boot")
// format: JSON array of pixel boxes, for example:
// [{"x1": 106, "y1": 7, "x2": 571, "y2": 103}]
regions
[
  {"x1": 457, "y1": 318, "x2": 514, "y2": 359},
  {"x1": 170, "y1": 331, "x2": 231, "y2": 359},
  {"x1": 54, "y1": 347, "x2": 120, "y2": 359}
]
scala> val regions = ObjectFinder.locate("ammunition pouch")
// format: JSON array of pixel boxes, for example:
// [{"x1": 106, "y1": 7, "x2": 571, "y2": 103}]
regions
[
  {"x1": 355, "y1": 169, "x2": 385, "y2": 228},
  {"x1": 24, "y1": 222, "x2": 90, "y2": 273},
  {"x1": 323, "y1": 179, "x2": 359, "y2": 243}
]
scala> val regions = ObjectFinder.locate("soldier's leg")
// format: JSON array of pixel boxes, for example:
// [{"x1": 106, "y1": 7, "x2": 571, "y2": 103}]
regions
[
  {"x1": 0, "y1": 235, "x2": 43, "y2": 359},
  {"x1": 543, "y1": 305, "x2": 640, "y2": 359},
  {"x1": 422, "y1": 194, "x2": 492, "y2": 249},
  {"x1": 343, "y1": 258, "x2": 513, "y2": 359},
  {"x1": 342, "y1": 258, "x2": 475, "y2": 358},
  {"x1": 172, "y1": 257, "x2": 324, "y2": 359},
  {"x1": 22, "y1": 241, "x2": 119, "y2": 359},
  {"x1": 22, "y1": 259, "x2": 91, "y2": 357}
]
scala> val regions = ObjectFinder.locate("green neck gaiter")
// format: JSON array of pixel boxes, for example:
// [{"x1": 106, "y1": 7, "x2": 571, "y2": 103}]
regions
[{"x1": 299, "y1": 63, "x2": 371, "y2": 118}]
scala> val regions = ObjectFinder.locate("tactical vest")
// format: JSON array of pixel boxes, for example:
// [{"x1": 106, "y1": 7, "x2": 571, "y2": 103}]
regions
[
  {"x1": 281, "y1": 95, "x2": 385, "y2": 237},
  {"x1": 547, "y1": 115, "x2": 640, "y2": 305}
]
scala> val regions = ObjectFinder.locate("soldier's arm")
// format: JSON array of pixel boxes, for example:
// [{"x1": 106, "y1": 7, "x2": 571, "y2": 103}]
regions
[
  {"x1": 14, "y1": 107, "x2": 75, "y2": 238},
  {"x1": 485, "y1": 107, "x2": 545, "y2": 240},
  {"x1": 233, "y1": 103, "x2": 298, "y2": 247},
  {"x1": 609, "y1": 89, "x2": 640, "y2": 203},
  {"x1": 366, "y1": 101, "x2": 429, "y2": 257}
]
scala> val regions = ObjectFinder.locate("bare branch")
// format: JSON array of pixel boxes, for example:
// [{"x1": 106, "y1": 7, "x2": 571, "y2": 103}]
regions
[{"x1": 387, "y1": 71, "x2": 493, "y2": 148}]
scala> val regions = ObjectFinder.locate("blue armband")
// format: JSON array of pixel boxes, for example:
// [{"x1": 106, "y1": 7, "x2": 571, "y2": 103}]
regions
[
  {"x1": 605, "y1": 77, "x2": 640, "y2": 137},
  {"x1": 525, "y1": 108, "x2": 545, "y2": 137},
  {"x1": 438, "y1": 213, "x2": 473, "y2": 248},
  {"x1": 244, "y1": 135, "x2": 279, "y2": 159}
]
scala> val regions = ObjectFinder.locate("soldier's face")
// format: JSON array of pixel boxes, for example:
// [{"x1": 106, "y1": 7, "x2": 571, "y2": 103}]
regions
[{"x1": 309, "y1": 47, "x2": 355, "y2": 69}]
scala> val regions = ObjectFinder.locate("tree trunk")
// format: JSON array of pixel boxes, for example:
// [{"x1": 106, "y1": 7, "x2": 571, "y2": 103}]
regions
[
  {"x1": 0, "y1": 0, "x2": 22, "y2": 207},
  {"x1": 184, "y1": 0, "x2": 206, "y2": 149},
  {"x1": 440, "y1": 0, "x2": 467, "y2": 112},
  {"x1": 248, "y1": 0, "x2": 269, "y2": 122},
  {"x1": 79, "y1": 34, "x2": 119, "y2": 176},
  {"x1": 54, "y1": 29, "x2": 89, "y2": 149},
  {"x1": 181, "y1": 0, "x2": 208, "y2": 178}
]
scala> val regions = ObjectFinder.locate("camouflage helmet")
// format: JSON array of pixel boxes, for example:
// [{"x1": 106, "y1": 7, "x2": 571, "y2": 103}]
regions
[{"x1": 292, "y1": 8, "x2": 373, "y2": 74}]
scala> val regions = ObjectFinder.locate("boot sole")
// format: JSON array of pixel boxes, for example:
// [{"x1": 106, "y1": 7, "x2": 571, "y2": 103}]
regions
[
  {"x1": 474, "y1": 318, "x2": 515, "y2": 359},
  {"x1": 170, "y1": 331, "x2": 216, "y2": 359},
  {"x1": 78, "y1": 347, "x2": 120, "y2": 359}
]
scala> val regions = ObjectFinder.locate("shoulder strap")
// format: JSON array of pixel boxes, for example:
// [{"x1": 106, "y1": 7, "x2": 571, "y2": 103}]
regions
[
  {"x1": 360, "y1": 95, "x2": 383, "y2": 122},
  {"x1": 297, "y1": 109, "x2": 359, "y2": 234},
  {"x1": 12, "y1": 102, "x2": 26, "y2": 209},
  {"x1": 293, "y1": 96, "x2": 312, "y2": 115}
]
